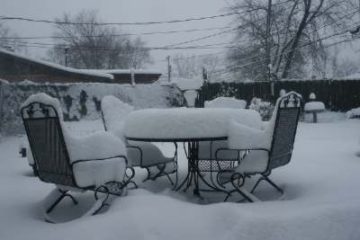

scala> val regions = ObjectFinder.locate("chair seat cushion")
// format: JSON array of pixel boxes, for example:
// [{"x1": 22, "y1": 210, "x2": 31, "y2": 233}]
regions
[
  {"x1": 65, "y1": 131, "x2": 127, "y2": 162},
  {"x1": 73, "y1": 158, "x2": 126, "y2": 187},
  {"x1": 127, "y1": 141, "x2": 174, "y2": 167},
  {"x1": 228, "y1": 121, "x2": 271, "y2": 150},
  {"x1": 236, "y1": 151, "x2": 269, "y2": 174},
  {"x1": 65, "y1": 131, "x2": 128, "y2": 188}
]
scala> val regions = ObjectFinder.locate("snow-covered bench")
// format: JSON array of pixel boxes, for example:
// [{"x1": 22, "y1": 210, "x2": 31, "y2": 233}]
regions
[
  {"x1": 217, "y1": 92, "x2": 302, "y2": 202},
  {"x1": 21, "y1": 93, "x2": 133, "y2": 222}
]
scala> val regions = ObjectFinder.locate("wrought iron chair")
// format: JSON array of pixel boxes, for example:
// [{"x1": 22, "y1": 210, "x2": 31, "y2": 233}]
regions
[
  {"x1": 21, "y1": 93, "x2": 134, "y2": 222},
  {"x1": 101, "y1": 95, "x2": 178, "y2": 187},
  {"x1": 217, "y1": 92, "x2": 302, "y2": 202},
  {"x1": 195, "y1": 97, "x2": 248, "y2": 191}
]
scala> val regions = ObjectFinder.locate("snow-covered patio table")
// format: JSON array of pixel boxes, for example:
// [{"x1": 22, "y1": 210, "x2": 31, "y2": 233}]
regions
[{"x1": 124, "y1": 108, "x2": 262, "y2": 197}]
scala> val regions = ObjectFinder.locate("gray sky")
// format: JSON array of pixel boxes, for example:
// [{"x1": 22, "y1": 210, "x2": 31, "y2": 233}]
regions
[{"x1": 0, "y1": 0, "x2": 234, "y2": 71}]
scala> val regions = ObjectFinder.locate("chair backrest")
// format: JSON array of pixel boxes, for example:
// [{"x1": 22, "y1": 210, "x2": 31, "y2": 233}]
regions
[
  {"x1": 21, "y1": 101, "x2": 76, "y2": 187},
  {"x1": 268, "y1": 92, "x2": 302, "y2": 170},
  {"x1": 101, "y1": 95, "x2": 133, "y2": 131}
]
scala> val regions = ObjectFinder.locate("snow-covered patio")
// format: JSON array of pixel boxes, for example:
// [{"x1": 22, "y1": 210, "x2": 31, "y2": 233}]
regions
[{"x1": 1, "y1": 118, "x2": 360, "y2": 240}]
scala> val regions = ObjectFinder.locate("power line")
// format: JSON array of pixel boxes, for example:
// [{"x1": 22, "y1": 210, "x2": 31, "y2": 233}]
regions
[
  {"x1": 0, "y1": 26, "x2": 234, "y2": 40},
  {"x1": 0, "y1": 12, "x2": 237, "y2": 26}
]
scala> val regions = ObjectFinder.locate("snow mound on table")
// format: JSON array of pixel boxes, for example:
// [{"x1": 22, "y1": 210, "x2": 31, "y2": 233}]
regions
[{"x1": 124, "y1": 108, "x2": 262, "y2": 140}]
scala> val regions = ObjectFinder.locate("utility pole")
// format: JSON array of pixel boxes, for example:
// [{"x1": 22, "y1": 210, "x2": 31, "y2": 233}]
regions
[
  {"x1": 202, "y1": 67, "x2": 208, "y2": 83},
  {"x1": 167, "y1": 55, "x2": 172, "y2": 82},
  {"x1": 266, "y1": 0, "x2": 274, "y2": 98},
  {"x1": 64, "y1": 47, "x2": 69, "y2": 67}
]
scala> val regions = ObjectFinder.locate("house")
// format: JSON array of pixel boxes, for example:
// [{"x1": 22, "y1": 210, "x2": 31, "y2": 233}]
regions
[{"x1": 0, "y1": 48, "x2": 161, "y2": 84}]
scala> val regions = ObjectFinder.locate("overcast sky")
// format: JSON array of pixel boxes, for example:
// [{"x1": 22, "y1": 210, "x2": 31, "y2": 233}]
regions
[{"x1": 0, "y1": 0, "x2": 235, "y2": 71}]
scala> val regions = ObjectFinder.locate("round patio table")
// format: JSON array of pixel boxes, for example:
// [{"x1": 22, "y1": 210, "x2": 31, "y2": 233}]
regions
[{"x1": 124, "y1": 108, "x2": 262, "y2": 197}]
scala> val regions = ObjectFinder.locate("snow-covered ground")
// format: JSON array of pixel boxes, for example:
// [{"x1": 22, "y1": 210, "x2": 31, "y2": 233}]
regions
[{"x1": 1, "y1": 118, "x2": 360, "y2": 240}]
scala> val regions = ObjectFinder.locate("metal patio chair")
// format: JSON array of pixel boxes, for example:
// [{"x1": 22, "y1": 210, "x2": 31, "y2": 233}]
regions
[
  {"x1": 217, "y1": 92, "x2": 302, "y2": 202},
  {"x1": 101, "y1": 95, "x2": 178, "y2": 187},
  {"x1": 195, "y1": 97, "x2": 248, "y2": 191},
  {"x1": 21, "y1": 93, "x2": 134, "y2": 222}
]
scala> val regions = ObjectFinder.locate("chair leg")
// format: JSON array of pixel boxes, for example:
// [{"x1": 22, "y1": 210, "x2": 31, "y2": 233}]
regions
[
  {"x1": 250, "y1": 176, "x2": 266, "y2": 193},
  {"x1": 251, "y1": 174, "x2": 284, "y2": 194},
  {"x1": 263, "y1": 176, "x2": 284, "y2": 194},
  {"x1": 45, "y1": 188, "x2": 78, "y2": 214},
  {"x1": 143, "y1": 164, "x2": 176, "y2": 186},
  {"x1": 230, "y1": 173, "x2": 259, "y2": 203}
]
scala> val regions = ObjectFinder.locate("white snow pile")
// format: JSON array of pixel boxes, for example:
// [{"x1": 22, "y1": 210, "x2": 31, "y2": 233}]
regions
[
  {"x1": 2, "y1": 117, "x2": 360, "y2": 239},
  {"x1": 170, "y1": 77, "x2": 204, "y2": 90},
  {"x1": 0, "y1": 48, "x2": 114, "y2": 80},
  {"x1": 205, "y1": 97, "x2": 247, "y2": 109},
  {"x1": 346, "y1": 107, "x2": 360, "y2": 119},
  {"x1": 101, "y1": 95, "x2": 134, "y2": 138},
  {"x1": 304, "y1": 101, "x2": 325, "y2": 112},
  {"x1": 183, "y1": 90, "x2": 199, "y2": 107},
  {"x1": 124, "y1": 108, "x2": 262, "y2": 140}
]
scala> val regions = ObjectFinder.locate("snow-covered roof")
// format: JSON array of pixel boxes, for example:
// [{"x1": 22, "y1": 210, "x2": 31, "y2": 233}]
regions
[
  {"x1": 83, "y1": 69, "x2": 162, "y2": 75},
  {"x1": 0, "y1": 48, "x2": 114, "y2": 80}
]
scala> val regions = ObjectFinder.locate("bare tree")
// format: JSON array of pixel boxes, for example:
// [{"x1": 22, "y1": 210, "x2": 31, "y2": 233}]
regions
[
  {"x1": 48, "y1": 10, "x2": 151, "y2": 69},
  {"x1": 172, "y1": 54, "x2": 220, "y2": 81},
  {"x1": 0, "y1": 23, "x2": 25, "y2": 52},
  {"x1": 227, "y1": 0, "x2": 357, "y2": 80}
]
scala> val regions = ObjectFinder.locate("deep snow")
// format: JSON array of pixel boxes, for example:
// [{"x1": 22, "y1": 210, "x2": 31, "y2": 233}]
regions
[{"x1": 1, "y1": 118, "x2": 360, "y2": 240}]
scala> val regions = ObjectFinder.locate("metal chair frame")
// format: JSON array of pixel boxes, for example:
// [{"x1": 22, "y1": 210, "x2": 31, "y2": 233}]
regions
[
  {"x1": 21, "y1": 101, "x2": 134, "y2": 221},
  {"x1": 216, "y1": 92, "x2": 302, "y2": 202}
]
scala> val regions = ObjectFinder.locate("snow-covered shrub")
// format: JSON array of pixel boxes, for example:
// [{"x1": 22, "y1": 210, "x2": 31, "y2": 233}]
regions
[
  {"x1": 0, "y1": 81, "x2": 183, "y2": 135},
  {"x1": 346, "y1": 107, "x2": 360, "y2": 119},
  {"x1": 249, "y1": 97, "x2": 274, "y2": 120}
]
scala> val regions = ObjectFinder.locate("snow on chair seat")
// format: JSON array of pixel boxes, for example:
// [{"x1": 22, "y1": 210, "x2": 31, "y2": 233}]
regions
[
  {"x1": 21, "y1": 93, "x2": 133, "y2": 222},
  {"x1": 101, "y1": 95, "x2": 178, "y2": 186}
]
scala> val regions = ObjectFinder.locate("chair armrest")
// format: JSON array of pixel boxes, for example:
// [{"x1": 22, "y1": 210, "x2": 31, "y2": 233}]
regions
[
  {"x1": 228, "y1": 121, "x2": 271, "y2": 150},
  {"x1": 71, "y1": 154, "x2": 128, "y2": 166}
]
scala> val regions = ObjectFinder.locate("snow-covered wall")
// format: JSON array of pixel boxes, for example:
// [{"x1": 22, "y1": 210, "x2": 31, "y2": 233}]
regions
[{"x1": 0, "y1": 80, "x2": 183, "y2": 135}]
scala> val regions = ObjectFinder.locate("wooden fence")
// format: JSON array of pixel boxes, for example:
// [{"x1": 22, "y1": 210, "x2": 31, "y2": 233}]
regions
[{"x1": 198, "y1": 79, "x2": 360, "y2": 111}]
